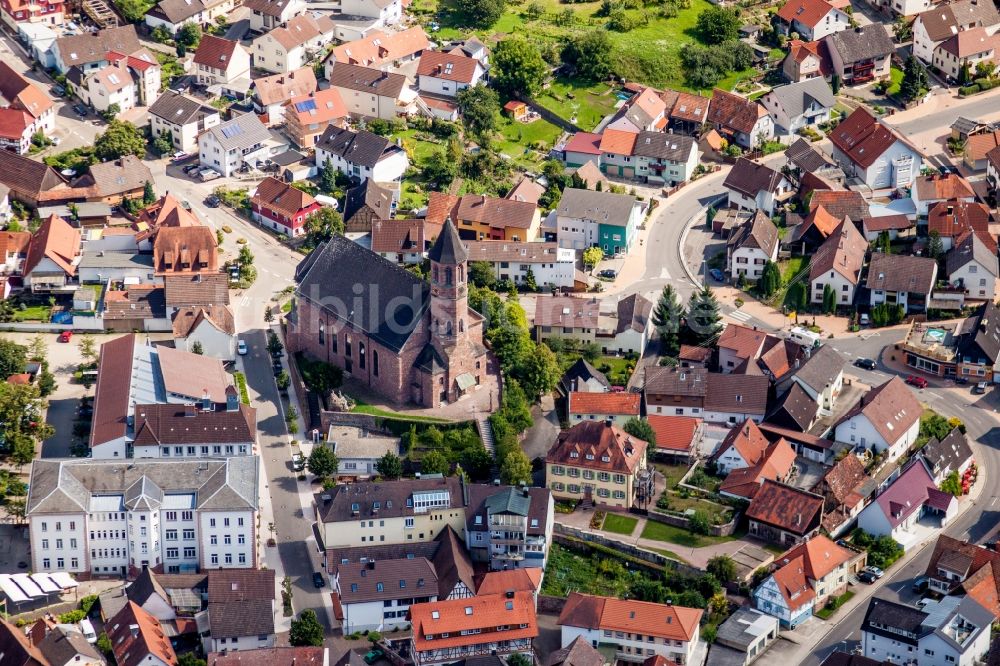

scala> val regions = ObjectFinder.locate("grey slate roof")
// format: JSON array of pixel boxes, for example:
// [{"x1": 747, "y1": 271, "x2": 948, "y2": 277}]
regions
[
  {"x1": 294, "y1": 235, "x2": 430, "y2": 352},
  {"x1": 786, "y1": 137, "x2": 835, "y2": 172},
  {"x1": 316, "y1": 125, "x2": 400, "y2": 169},
  {"x1": 327, "y1": 63, "x2": 407, "y2": 98},
  {"x1": 768, "y1": 381, "x2": 818, "y2": 431},
  {"x1": 557, "y1": 187, "x2": 638, "y2": 227},
  {"x1": 560, "y1": 358, "x2": 611, "y2": 393},
  {"x1": 632, "y1": 131, "x2": 697, "y2": 161},
  {"x1": 343, "y1": 179, "x2": 394, "y2": 223},
  {"x1": 865, "y1": 253, "x2": 938, "y2": 294},
  {"x1": 724, "y1": 158, "x2": 787, "y2": 197},
  {"x1": 825, "y1": 25, "x2": 894, "y2": 64},
  {"x1": 79, "y1": 251, "x2": 154, "y2": 270},
  {"x1": 484, "y1": 486, "x2": 530, "y2": 516},
  {"x1": 149, "y1": 90, "x2": 218, "y2": 126},
  {"x1": 336, "y1": 557, "x2": 437, "y2": 604},
  {"x1": 922, "y1": 428, "x2": 973, "y2": 477},
  {"x1": 791, "y1": 345, "x2": 843, "y2": 395},
  {"x1": 945, "y1": 230, "x2": 999, "y2": 277},
  {"x1": 26, "y1": 458, "x2": 259, "y2": 515},
  {"x1": 37, "y1": 624, "x2": 104, "y2": 665},
  {"x1": 766, "y1": 78, "x2": 836, "y2": 121},
  {"x1": 728, "y1": 210, "x2": 779, "y2": 257},
  {"x1": 204, "y1": 113, "x2": 271, "y2": 152},
  {"x1": 427, "y1": 218, "x2": 468, "y2": 264},
  {"x1": 861, "y1": 596, "x2": 928, "y2": 646}
]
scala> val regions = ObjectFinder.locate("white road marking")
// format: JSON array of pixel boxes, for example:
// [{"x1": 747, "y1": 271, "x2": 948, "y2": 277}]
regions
[
  {"x1": 660, "y1": 267, "x2": 671, "y2": 279},
  {"x1": 241, "y1": 296, "x2": 250, "y2": 307},
  {"x1": 728, "y1": 310, "x2": 752, "y2": 323}
]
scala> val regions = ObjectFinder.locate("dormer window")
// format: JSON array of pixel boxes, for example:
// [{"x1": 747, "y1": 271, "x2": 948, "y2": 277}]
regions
[
  {"x1": 585, "y1": 454, "x2": 595, "y2": 460},
  {"x1": 570, "y1": 452, "x2": 579, "y2": 458},
  {"x1": 601, "y1": 455, "x2": 610, "y2": 462}
]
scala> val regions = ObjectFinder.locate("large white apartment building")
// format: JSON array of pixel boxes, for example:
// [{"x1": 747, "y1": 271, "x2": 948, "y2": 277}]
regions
[{"x1": 26, "y1": 457, "x2": 259, "y2": 577}]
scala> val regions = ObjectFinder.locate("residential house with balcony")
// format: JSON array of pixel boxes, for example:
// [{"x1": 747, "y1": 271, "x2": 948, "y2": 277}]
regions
[
  {"x1": 251, "y1": 12, "x2": 336, "y2": 74},
  {"x1": 250, "y1": 176, "x2": 322, "y2": 238},
  {"x1": 52, "y1": 25, "x2": 138, "y2": 75},
  {"x1": 912, "y1": 0, "x2": 1000, "y2": 64},
  {"x1": 465, "y1": 485, "x2": 552, "y2": 570},
  {"x1": 629, "y1": 131, "x2": 700, "y2": 186},
  {"x1": 243, "y1": 0, "x2": 305, "y2": 31},
  {"x1": 776, "y1": 0, "x2": 850, "y2": 40},
  {"x1": 923, "y1": 535, "x2": 1000, "y2": 605},
  {"x1": 284, "y1": 88, "x2": 348, "y2": 148},
  {"x1": 921, "y1": 428, "x2": 975, "y2": 486},
  {"x1": 945, "y1": 231, "x2": 998, "y2": 301},
  {"x1": 834, "y1": 376, "x2": 921, "y2": 462},
  {"x1": 323, "y1": 26, "x2": 428, "y2": 73},
  {"x1": 746, "y1": 480, "x2": 824, "y2": 547},
  {"x1": 761, "y1": 78, "x2": 837, "y2": 136},
  {"x1": 857, "y1": 459, "x2": 958, "y2": 550},
  {"x1": 250, "y1": 67, "x2": 317, "y2": 125},
  {"x1": 22, "y1": 214, "x2": 80, "y2": 292},
  {"x1": 463, "y1": 241, "x2": 576, "y2": 290},
  {"x1": 554, "y1": 187, "x2": 643, "y2": 254},
  {"x1": 707, "y1": 89, "x2": 774, "y2": 148},
  {"x1": 727, "y1": 210, "x2": 780, "y2": 282},
  {"x1": 911, "y1": 172, "x2": 976, "y2": 217},
  {"x1": 131, "y1": 400, "x2": 255, "y2": 458},
  {"x1": 781, "y1": 39, "x2": 834, "y2": 82},
  {"x1": 191, "y1": 35, "x2": 251, "y2": 92},
  {"x1": 327, "y1": 63, "x2": 412, "y2": 121},
  {"x1": 933, "y1": 27, "x2": 1000, "y2": 80},
  {"x1": 409, "y1": 592, "x2": 537, "y2": 666},
  {"x1": 865, "y1": 253, "x2": 938, "y2": 313},
  {"x1": 416, "y1": 49, "x2": 486, "y2": 102},
  {"x1": 808, "y1": 218, "x2": 867, "y2": 307},
  {"x1": 861, "y1": 596, "x2": 992, "y2": 666},
  {"x1": 198, "y1": 113, "x2": 274, "y2": 177},
  {"x1": 334, "y1": 558, "x2": 438, "y2": 633},
  {"x1": 754, "y1": 535, "x2": 861, "y2": 627},
  {"x1": 546, "y1": 420, "x2": 650, "y2": 509},
  {"x1": 149, "y1": 91, "x2": 220, "y2": 154},
  {"x1": 824, "y1": 25, "x2": 894, "y2": 84},
  {"x1": 829, "y1": 107, "x2": 922, "y2": 189},
  {"x1": 723, "y1": 159, "x2": 793, "y2": 217},
  {"x1": 314, "y1": 125, "x2": 409, "y2": 184},
  {"x1": 558, "y1": 592, "x2": 705, "y2": 665}
]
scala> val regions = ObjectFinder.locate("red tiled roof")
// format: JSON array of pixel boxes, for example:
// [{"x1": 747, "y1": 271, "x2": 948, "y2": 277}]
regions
[
  {"x1": 829, "y1": 107, "x2": 903, "y2": 169},
  {"x1": 718, "y1": 323, "x2": 768, "y2": 360},
  {"x1": 558, "y1": 592, "x2": 702, "y2": 642},
  {"x1": 23, "y1": 214, "x2": 80, "y2": 277},
  {"x1": 108, "y1": 602, "x2": 177, "y2": 666},
  {"x1": 708, "y1": 88, "x2": 764, "y2": 135},
  {"x1": 776, "y1": 534, "x2": 854, "y2": 581},
  {"x1": 714, "y1": 419, "x2": 770, "y2": 467},
  {"x1": 564, "y1": 132, "x2": 603, "y2": 156},
  {"x1": 568, "y1": 392, "x2": 640, "y2": 416},
  {"x1": 475, "y1": 568, "x2": 542, "y2": 596},
  {"x1": 647, "y1": 415, "x2": 700, "y2": 452},
  {"x1": 745, "y1": 479, "x2": 824, "y2": 534},
  {"x1": 0, "y1": 108, "x2": 32, "y2": 141},
  {"x1": 547, "y1": 420, "x2": 648, "y2": 474},
  {"x1": 927, "y1": 200, "x2": 996, "y2": 252},
  {"x1": 718, "y1": 438, "x2": 796, "y2": 499},
  {"x1": 192, "y1": 35, "x2": 239, "y2": 68},
  {"x1": 417, "y1": 49, "x2": 481, "y2": 84},
  {"x1": 778, "y1": 0, "x2": 838, "y2": 28},
  {"x1": 410, "y1": 592, "x2": 537, "y2": 651},
  {"x1": 251, "y1": 176, "x2": 318, "y2": 218},
  {"x1": 599, "y1": 128, "x2": 638, "y2": 155},
  {"x1": 770, "y1": 555, "x2": 816, "y2": 611}
]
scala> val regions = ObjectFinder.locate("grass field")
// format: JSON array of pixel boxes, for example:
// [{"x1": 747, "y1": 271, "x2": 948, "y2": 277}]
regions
[
  {"x1": 780, "y1": 257, "x2": 808, "y2": 285},
  {"x1": 13, "y1": 306, "x2": 51, "y2": 322},
  {"x1": 601, "y1": 513, "x2": 638, "y2": 536},
  {"x1": 413, "y1": 0, "x2": 748, "y2": 91},
  {"x1": 351, "y1": 398, "x2": 452, "y2": 424},
  {"x1": 640, "y1": 519, "x2": 740, "y2": 549},
  {"x1": 886, "y1": 66, "x2": 904, "y2": 97},
  {"x1": 497, "y1": 117, "x2": 563, "y2": 167},
  {"x1": 595, "y1": 356, "x2": 634, "y2": 386},
  {"x1": 535, "y1": 77, "x2": 623, "y2": 132}
]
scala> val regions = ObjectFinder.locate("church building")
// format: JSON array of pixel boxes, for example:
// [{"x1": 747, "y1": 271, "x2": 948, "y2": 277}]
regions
[{"x1": 287, "y1": 219, "x2": 489, "y2": 407}]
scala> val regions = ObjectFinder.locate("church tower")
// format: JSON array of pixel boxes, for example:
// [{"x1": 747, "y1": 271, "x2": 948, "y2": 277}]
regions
[{"x1": 427, "y1": 218, "x2": 469, "y2": 349}]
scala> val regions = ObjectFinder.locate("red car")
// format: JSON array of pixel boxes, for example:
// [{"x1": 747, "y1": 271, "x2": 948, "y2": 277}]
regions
[
  {"x1": 58, "y1": 331, "x2": 72, "y2": 343},
  {"x1": 906, "y1": 375, "x2": 929, "y2": 389}
]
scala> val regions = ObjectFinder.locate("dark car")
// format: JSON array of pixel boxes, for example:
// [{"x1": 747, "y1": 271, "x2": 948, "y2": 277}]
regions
[
  {"x1": 912, "y1": 576, "x2": 930, "y2": 593},
  {"x1": 597, "y1": 269, "x2": 617, "y2": 279},
  {"x1": 51, "y1": 85, "x2": 65, "y2": 97},
  {"x1": 183, "y1": 163, "x2": 201, "y2": 175},
  {"x1": 364, "y1": 649, "x2": 385, "y2": 665},
  {"x1": 273, "y1": 361, "x2": 283, "y2": 376},
  {"x1": 312, "y1": 572, "x2": 325, "y2": 588},
  {"x1": 858, "y1": 571, "x2": 877, "y2": 584},
  {"x1": 73, "y1": 104, "x2": 87, "y2": 116},
  {"x1": 956, "y1": 376, "x2": 970, "y2": 385},
  {"x1": 205, "y1": 194, "x2": 220, "y2": 207},
  {"x1": 853, "y1": 358, "x2": 877, "y2": 371},
  {"x1": 709, "y1": 268, "x2": 725, "y2": 282}
]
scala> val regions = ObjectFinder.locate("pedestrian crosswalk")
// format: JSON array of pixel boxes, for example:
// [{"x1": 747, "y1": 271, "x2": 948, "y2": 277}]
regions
[{"x1": 727, "y1": 308, "x2": 753, "y2": 323}]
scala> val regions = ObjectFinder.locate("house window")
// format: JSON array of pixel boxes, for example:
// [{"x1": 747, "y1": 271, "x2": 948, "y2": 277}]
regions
[{"x1": 373, "y1": 350, "x2": 379, "y2": 377}]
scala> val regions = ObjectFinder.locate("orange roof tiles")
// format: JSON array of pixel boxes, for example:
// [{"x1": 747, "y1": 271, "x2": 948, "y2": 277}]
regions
[
  {"x1": 802, "y1": 205, "x2": 841, "y2": 239},
  {"x1": 778, "y1": 0, "x2": 839, "y2": 28},
  {"x1": 558, "y1": 592, "x2": 702, "y2": 642},
  {"x1": 410, "y1": 592, "x2": 537, "y2": 652},
  {"x1": 718, "y1": 323, "x2": 768, "y2": 360},
  {"x1": 775, "y1": 534, "x2": 854, "y2": 581},
  {"x1": 547, "y1": 420, "x2": 648, "y2": 474},
  {"x1": 568, "y1": 392, "x2": 640, "y2": 416},
  {"x1": 475, "y1": 567, "x2": 543, "y2": 596},
  {"x1": 327, "y1": 27, "x2": 429, "y2": 68},
  {"x1": 647, "y1": 415, "x2": 701, "y2": 452},
  {"x1": 770, "y1": 556, "x2": 816, "y2": 611},
  {"x1": 23, "y1": 214, "x2": 80, "y2": 277},
  {"x1": 108, "y1": 601, "x2": 178, "y2": 666},
  {"x1": 599, "y1": 128, "x2": 638, "y2": 155},
  {"x1": 719, "y1": 438, "x2": 796, "y2": 499},
  {"x1": 714, "y1": 419, "x2": 770, "y2": 467}
]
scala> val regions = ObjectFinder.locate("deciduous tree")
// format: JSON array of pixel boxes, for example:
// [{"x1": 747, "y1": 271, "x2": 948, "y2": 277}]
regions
[
  {"x1": 289, "y1": 610, "x2": 324, "y2": 647},
  {"x1": 492, "y1": 39, "x2": 548, "y2": 98},
  {"x1": 375, "y1": 451, "x2": 403, "y2": 479},
  {"x1": 94, "y1": 120, "x2": 146, "y2": 161},
  {"x1": 499, "y1": 448, "x2": 532, "y2": 485},
  {"x1": 623, "y1": 417, "x2": 656, "y2": 446},
  {"x1": 696, "y1": 6, "x2": 740, "y2": 44},
  {"x1": 307, "y1": 445, "x2": 339, "y2": 479},
  {"x1": 560, "y1": 31, "x2": 615, "y2": 81},
  {"x1": 456, "y1": 85, "x2": 500, "y2": 145},
  {"x1": 421, "y1": 449, "x2": 449, "y2": 475}
]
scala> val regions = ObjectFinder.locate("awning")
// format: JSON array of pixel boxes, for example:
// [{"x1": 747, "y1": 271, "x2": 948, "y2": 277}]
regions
[{"x1": 456, "y1": 373, "x2": 476, "y2": 391}]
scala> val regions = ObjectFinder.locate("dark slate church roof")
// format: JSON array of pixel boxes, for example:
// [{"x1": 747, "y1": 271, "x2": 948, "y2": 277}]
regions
[
  {"x1": 295, "y1": 236, "x2": 430, "y2": 352},
  {"x1": 428, "y1": 218, "x2": 468, "y2": 264}
]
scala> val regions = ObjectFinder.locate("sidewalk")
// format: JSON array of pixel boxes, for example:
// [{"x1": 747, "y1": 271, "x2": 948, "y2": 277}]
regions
[{"x1": 780, "y1": 449, "x2": 989, "y2": 663}]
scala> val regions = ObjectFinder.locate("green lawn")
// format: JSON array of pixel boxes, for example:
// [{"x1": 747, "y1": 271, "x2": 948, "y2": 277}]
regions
[
  {"x1": 350, "y1": 398, "x2": 452, "y2": 424},
  {"x1": 655, "y1": 464, "x2": 688, "y2": 489},
  {"x1": 13, "y1": 306, "x2": 51, "y2": 322},
  {"x1": 815, "y1": 590, "x2": 855, "y2": 620},
  {"x1": 594, "y1": 356, "x2": 635, "y2": 386},
  {"x1": 780, "y1": 257, "x2": 809, "y2": 285},
  {"x1": 416, "y1": 0, "x2": 740, "y2": 91},
  {"x1": 639, "y1": 520, "x2": 739, "y2": 548},
  {"x1": 601, "y1": 513, "x2": 638, "y2": 536},
  {"x1": 535, "y1": 77, "x2": 621, "y2": 132},
  {"x1": 497, "y1": 117, "x2": 563, "y2": 169},
  {"x1": 886, "y1": 66, "x2": 904, "y2": 97}
]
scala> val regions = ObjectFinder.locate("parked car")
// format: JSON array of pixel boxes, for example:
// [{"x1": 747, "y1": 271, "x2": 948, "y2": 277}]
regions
[
  {"x1": 59, "y1": 331, "x2": 73, "y2": 343},
  {"x1": 912, "y1": 576, "x2": 930, "y2": 593},
  {"x1": 364, "y1": 649, "x2": 385, "y2": 665},
  {"x1": 975, "y1": 381, "x2": 988, "y2": 394},
  {"x1": 205, "y1": 194, "x2": 221, "y2": 207},
  {"x1": 864, "y1": 566, "x2": 884, "y2": 579},
  {"x1": 916, "y1": 598, "x2": 933, "y2": 609},
  {"x1": 183, "y1": 163, "x2": 201, "y2": 175},
  {"x1": 709, "y1": 268, "x2": 725, "y2": 282},
  {"x1": 854, "y1": 358, "x2": 877, "y2": 371},
  {"x1": 237, "y1": 339, "x2": 247, "y2": 355},
  {"x1": 597, "y1": 269, "x2": 617, "y2": 279},
  {"x1": 51, "y1": 85, "x2": 65, "y2": 97},
  {"x1": 858, "y1": 571, "x2": 877, "y2": 584},
  {"x1": 171, "y1": 151, "x2": 189, "y2": 162},
  {"x1": 906, "y1": 375, "x2": 929, "y2": 389},
  {"x1": 198, "y1": 168, "x2": 221, "y2": 182},
  {"x1": 51, "y1": 136, "x2": 61, "y2": 146},
  {"x1": 312, "y1": 572, "x2": 325, "y2": 588},
  {"x1": 956, "y1": 376, "x2": 969, "y2": 385},
  {"x1": 859, "y1": 313, "x2": 870, "y2": 326},
  {"x1": 292, "y1": 452, "x2": 305, "y2": 471},
  {"x1": 272, "y1": 360, "x2": 283, "y2": 376},
  {"x1": 72, "y1": 104, "x2": 87, "y2": 116}
]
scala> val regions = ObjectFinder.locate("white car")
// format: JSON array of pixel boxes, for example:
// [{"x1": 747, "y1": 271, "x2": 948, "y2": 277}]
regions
[{"x1": 237, "y1": 340, "x2": 248, "y2": 355}]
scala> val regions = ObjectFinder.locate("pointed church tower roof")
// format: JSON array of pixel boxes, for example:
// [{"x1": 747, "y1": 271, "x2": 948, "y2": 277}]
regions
[{"x1": 427, "y1": 218, "x2": 468, "y2": 264}]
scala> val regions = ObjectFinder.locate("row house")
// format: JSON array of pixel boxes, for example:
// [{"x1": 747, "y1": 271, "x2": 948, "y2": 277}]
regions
[
  {"x1": 426, "y1": 191, "x2": 540, "y2": 243},
  {"x1": 555, "y1": 187, "x2": 642, "y2": 254},
  {"x1": 563, "y1": 128, "x2": 701, "y2": 186},
  {"x1": 463, "y1": 240, "x2": 576, "y2": 289},
  {"x1": 643, "y1": 366, "x2": 770, "y2": 424},
  {"x1": 706, "y1": 89, "x2": 774, "y2": 149}
]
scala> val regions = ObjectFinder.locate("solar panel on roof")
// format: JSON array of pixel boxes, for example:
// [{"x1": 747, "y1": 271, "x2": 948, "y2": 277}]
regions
[
  {"x1": 294, "y1": 99, "x2": 317, "y2": 113},
  {"x1": 220, "y1": 124, "x2": 244, "y2": 138}
]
